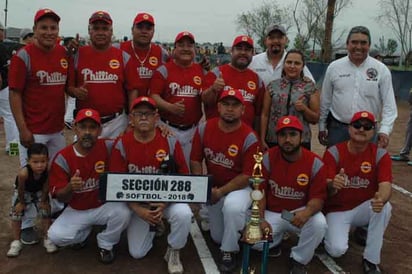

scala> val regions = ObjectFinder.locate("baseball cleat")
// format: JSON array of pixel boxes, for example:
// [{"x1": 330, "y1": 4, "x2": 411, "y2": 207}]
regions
[{"x1": 7, "y1": 240, "x2": 23, "y2": 257}]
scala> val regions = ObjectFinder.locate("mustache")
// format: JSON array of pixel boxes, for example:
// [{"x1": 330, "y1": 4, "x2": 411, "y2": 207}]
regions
[{"x1": 81, "y1": 134, "x2": 94, "y2": 141}]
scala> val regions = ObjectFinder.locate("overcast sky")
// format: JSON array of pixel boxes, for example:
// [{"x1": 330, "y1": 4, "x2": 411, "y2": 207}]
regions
[{"x1": 2, "y1": 0, "x2": 393, "y2": 47}]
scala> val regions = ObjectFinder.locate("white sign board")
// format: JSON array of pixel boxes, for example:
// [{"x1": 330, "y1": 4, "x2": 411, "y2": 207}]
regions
[{"x1": 100, "y1": 173, "x2": 212, "y2": 203}]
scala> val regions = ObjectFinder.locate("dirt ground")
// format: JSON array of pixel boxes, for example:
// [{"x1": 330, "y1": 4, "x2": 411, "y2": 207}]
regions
[{"x1": 0, "y1": 101, "x2": 411, "y2": 274}]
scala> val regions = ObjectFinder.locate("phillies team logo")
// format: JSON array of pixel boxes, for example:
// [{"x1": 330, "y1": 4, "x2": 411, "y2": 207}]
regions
[
  {"x1": 247, "y1": 81, "x2": 256, "y2": 90},
  {"x1": 155, "y1": 149, "x2": 167, "y2": 162},
  {"x1": 60, "y1": 58, "x2": 68, "y2": 69},
  {"x1": 95, "y1": 161, "x2": 105, "y2": 173},
  {"x1": 227, "y1": 144, "x2": 238, "y2": 157},
  {"x1": 109, "y1": 59, "x2": 120, "y2": 69},
  {"x1": 360, "y1": 161, "x2": 372, "y2": 173},
  {"x1": 296, "y1": 173, "x2": 309, "y2": 186},
  {"x1": 149, "y1": 56, "x2": 158, "y2": 66},
  {"x1": 193, "y1": 76, "x2": 202, "y2": 85}
]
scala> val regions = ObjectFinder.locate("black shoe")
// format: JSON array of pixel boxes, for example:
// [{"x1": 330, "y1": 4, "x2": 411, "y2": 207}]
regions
[
  {"x1": 21, "y1": 227, "x2": 40, "y2": 245},
  {"x1": 98, "y1": 248, "x2": 115, "y2": 264},
  {"x1": 354, "y1": 227, "x2": 367, "y2": 246},
  {"x1": 362, "y1": 258, "x2": 381, "y2": 274},
  {"x1": 268, "y1": 244, "x2": 282, "y2": 257},
  {"x1": 219, "y1": 251, "x2": 236, "y2": 272},
  {"x1": 290, "y1": 258, "x2": 307, "y2": 274}
]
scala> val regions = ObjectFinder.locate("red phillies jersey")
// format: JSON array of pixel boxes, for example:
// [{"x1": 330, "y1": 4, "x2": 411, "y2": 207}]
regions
[
  {"x1": 120, "y1": 41, "x2": 169, "y2": 96},
  {"x1": 150, "y1": 61, "x2": 204, "y2": 126},
  {"x1": 322, "y1": 142, "x2": 392, "y2": 213},
  {"x1": 68, "y1": 46, "x2": 139, "y2": 116},
  {"x1": 49, "y1": 139, "x2": 113, "y2": 210},
  {"x1": 260, "y1": 147, "x2": 327, "y2": 212},
  {"x1": 8, "y1": 44, "x2": 68, "y2": 134},
  {"x1": 203, "y1": 64, "x2": 265, "y2": 126},
  {"x1": 191, "y1": 118, "x2": 258, "y2": 187},
  {"x1": 109, "y1": 129, "x2": 189, "y2": 174}
]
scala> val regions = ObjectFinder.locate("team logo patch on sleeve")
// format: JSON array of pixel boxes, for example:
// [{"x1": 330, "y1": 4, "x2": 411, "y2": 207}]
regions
[
  {"x1": 95, "y1": 161, "x2": 105, "y2": 173},
  {"x1": 296, "y1": 173, "x2": 309, "y2": 186},
  {"x1": 247, "y1": 81, "x2": 256, "y2": 90},
  {"x1": 360, "y1": 161, "x2": 372, "y2": 173},
  {"x1": 193, "y1": 76, "x2": 202, "y2": 85},
  {"x1": 228, "y1": 144, "x2": 239, "y2": 157},
  {"x1": 60, "y1": 58, "x2": 68, "y2": 69},
  {"x1": 109, "y1": 59, "x2": 120, "y2": 69},
  {"x1": 149, "y1": 56, "x2": 158, "y2": 66},
  {"x1": 155, "y1": 149, "x2": 167, "y2": 162}
]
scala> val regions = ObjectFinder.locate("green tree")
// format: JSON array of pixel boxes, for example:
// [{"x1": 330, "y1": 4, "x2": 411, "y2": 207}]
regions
[
  {"x1": 374, "y1": 36, "x2": 398, "y2": 56},
  {"x1": 236, "y1": 1, "x2": 290, "y2": 49}
]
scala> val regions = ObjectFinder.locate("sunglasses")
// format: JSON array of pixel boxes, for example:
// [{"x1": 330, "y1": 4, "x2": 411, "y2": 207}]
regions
[{"x1": 350, "y1": 121, "x2": 375, "y2": 131}]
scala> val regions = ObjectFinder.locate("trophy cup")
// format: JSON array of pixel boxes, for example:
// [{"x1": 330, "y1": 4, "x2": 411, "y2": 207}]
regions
[{"x1": 241, "y1": 149, "x2": 271, "y2": 274}]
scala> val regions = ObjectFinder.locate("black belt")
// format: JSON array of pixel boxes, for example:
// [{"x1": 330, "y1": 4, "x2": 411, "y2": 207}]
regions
[
  {"x1": 101, "y1": 111, "x2": 123, "y2": 124},
  {"x1": 327, "y1": 113, "x2": 349, "y2": 126},
  {"x1": 161, "y1": 118, "x2": 196, "y2": 130}
]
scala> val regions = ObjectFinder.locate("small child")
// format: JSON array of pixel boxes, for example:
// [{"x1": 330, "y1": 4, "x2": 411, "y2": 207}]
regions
[{"x1": 7, "y1": 143, "x2": 58, "y2": 257}]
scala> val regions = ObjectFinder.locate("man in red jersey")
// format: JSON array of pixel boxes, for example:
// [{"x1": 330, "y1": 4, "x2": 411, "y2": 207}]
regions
[
  {"x1": 8, "y1": 8, "x2": 68, "y2": 245},
  {"x1": 48, "y1": 108, "x2": 130, "y2": 264},
  {"x1": 9, "y1": 8, "x2": 68, "y2": 166},
  {"x1": 119, "y1": 12, "x2": 169, "y2": 98},
  {"x1": 322, "y1": 111, "x2": 392, "y2": 274},
  {"x1": 67, "y1": 11, "x2": 139, "y2": 138},
  {"x1": 202, "y1": 35, "x2": 264, "y2": 131},
  {"x1": 190, "y1": 89, "x2": 259, "y2": 272},
  {"x1": 110, "y1": 96, "x2": 191, "y2": 274},
  {"x1": 150, "y1": 31, "x2": 205, "y2": 166},
  {"x1": 256, "y1": 115, "x2": 327, "y2": 274}
]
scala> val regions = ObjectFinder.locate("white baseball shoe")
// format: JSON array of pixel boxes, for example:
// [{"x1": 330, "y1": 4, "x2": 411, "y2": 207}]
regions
[
  {"x1": 43, "y1": 238, "x2": 58, "y2": 253},
  {"x1": 7, "y1": 240, "x2": 23, "y2": 257},
  {"x1": 164, "y1": 246, "x2": 183, "y2": 274}
]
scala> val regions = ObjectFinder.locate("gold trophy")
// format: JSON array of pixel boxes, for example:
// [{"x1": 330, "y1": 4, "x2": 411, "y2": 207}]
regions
[{"x1": 241, "y1": 149, "x2": 271, "y2": 274}]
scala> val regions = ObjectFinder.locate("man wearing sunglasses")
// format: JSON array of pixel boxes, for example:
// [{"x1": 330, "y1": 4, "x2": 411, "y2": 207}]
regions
[{"x1": 322, "y1": 111, "x2": 392, "y2": 274}]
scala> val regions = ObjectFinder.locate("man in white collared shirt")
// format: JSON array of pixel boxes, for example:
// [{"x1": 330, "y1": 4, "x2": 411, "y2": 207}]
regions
[
  {"x1": 249, "y1": 24, "x2": 313, "y2": 87},
  {"x1": 318, "y1": 26, "x2": 397, "y2": 149}
]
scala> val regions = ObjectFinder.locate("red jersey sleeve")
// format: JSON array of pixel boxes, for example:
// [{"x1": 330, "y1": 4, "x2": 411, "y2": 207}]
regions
[
  {"x1": 254, "y1": 79, "x2": 265, "y2": 116},
  {"x1": 109, "y1": 137, "x2": 129, "y2": 172},
  {"x1": 8, "y1": 54, "x2": 27, "y2": 91},
  {"x1": 149, "y1": 66, "x2": 167, "y2": 96},
  {"x1": 377, "y1": 151, "x2": 392, "y2": 183},
  {"x1": 174, "y1": 140, "x2": 190, "y2": 174},
  {"x1": 49, "y1": 157, "x2": 70, "y2": 198},
  {"x1": 308, "y1": 158, "x2": 328, "y2": 202},
  {"x1": 203, "y1": 70, "x2": 217, "y2": 91},
  {"x1": 67, "y1": 54, "x2": 77, "y2": 87},
  {"x1": 124, "y1": 54, "x2": 141, "y2": 92},
  {"x1": 322, "y1": 148, "x2": 339, "y2": 180},
  {"x1": 190, "y1": 126, "x2": 204, "y2": 163}
]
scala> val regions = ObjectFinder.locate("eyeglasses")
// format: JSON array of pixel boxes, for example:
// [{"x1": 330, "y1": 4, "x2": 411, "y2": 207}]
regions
[
  {"x1": 130, "y1": 111, "x2": 156, "y2": 119},
  {"x1": 350, "y1": 121, "x2": 375, "y2": 131}
]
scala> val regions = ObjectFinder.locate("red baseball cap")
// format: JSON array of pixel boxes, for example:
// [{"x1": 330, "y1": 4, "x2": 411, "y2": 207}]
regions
[
  {"x1": 232, "y1": 35, "x2": 254, "y2": 48},
  {"x1": 130, "y1": 96, "x2": 157, "y2": 111},
  {"x1": 218, "y1": 89, "x2": 244, "y2": 104},
  {"x1": 133, "y1": 13, "x2": 155, "y2": 25},
  {"x1": 89, "y1": 11, "x2": 112, "y2": 25},
  {"x1": 34, "y1": 8, "x2": 60, "y2": 23},
  {"x1": 276, "y1": 115, "x2": 303, "y2": 133},
  {"x1": 175, "y1": 31, "x2": 195, "y2": 44},
  {"x1": 350, "y1": 111, "x2": 376, "y2": 124},
  {"x1": 75, "y1": 108, "x2": 101, "y2": 125}
]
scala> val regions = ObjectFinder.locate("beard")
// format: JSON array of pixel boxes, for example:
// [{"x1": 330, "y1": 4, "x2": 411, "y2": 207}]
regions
[
  {"x1": 221, "y1": 115, "x2": 239, "y2": 124},
  {"x1": 79, "y1": 134, "x2": 96, "y2": 149},
  {"x1": 279, "y1": 142, "x2": 300, "y2": 155}
]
